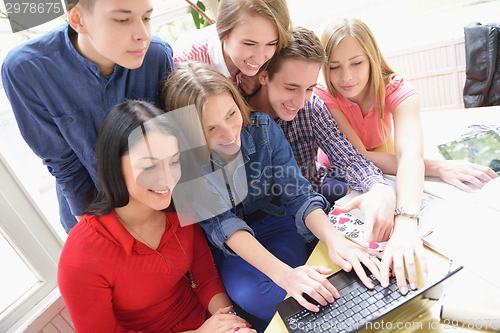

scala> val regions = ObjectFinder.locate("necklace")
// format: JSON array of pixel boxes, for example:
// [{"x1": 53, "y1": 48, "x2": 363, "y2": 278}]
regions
[{"x1": 114, "y1": 210, "x2": 196, "y2": 289}]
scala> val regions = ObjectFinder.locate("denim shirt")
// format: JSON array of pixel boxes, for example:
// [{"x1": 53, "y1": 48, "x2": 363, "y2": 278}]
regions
[
  {"x1": 199, "y1": 112, "x2": 330, "y2": 256},
  {"x1": 1, "y1": 23, "x2": 174, "y2": 231}
]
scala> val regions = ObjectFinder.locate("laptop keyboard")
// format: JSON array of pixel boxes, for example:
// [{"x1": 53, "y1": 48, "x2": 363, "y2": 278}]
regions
[{"x1": 285, "y1": 274, "x2": 418, "y2": 333}]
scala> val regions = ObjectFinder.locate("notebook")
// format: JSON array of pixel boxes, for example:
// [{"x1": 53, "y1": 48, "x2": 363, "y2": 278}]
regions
[
  {"x1": 329, "y1": 177, "x2": 440, "y2": 252},
  {"x1": 276, "y1": 264, "x2": 463, "y2": 333}
]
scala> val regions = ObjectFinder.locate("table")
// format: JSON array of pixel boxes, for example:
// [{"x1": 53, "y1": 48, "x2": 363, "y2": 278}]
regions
[
  {"x1": 264, "y1": 106, "x2": 500, "y2": 333},
  {"x1": 419, "y1": 106, "x2": 500, "y2": 286}
]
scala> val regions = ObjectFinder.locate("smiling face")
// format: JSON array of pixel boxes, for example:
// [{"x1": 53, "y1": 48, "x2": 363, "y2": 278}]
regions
[
  {"x1": 261, "y1": 59, "x2": 321, "y2": 121},
  {"x1": 203, "y1": 93, "x2": 243, "y2": 161},
  {"x1": 328, "y1": 35, "x2": 371, "y2": 104},
  {"x1": 122, "y1": 132, "x2": 181, "y2": 211},
  {"x1": 222, "y1": 11, "x2": 279, "y2": 76},
  {"x1": 72, "y1": 0, "x2": 153, "y2": 76}
]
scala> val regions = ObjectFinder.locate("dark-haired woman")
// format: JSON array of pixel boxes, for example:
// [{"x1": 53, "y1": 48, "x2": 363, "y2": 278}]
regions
[{"x1": 57, "y1": 100, "x2": 255, "y2": 333}]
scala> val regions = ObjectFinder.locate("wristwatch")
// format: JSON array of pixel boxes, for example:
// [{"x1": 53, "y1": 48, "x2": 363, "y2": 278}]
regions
[{"x1": 394, "y1": 206, "x2": 420, "y2": 225}]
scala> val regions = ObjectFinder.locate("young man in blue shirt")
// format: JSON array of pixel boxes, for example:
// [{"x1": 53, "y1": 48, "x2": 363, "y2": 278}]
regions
[
  {"x1": 2, "y1": 0, "x2": 174, "y2": 232},
  {"x1": 248, "y1": 27, "x2": 428, "y2": 295}
]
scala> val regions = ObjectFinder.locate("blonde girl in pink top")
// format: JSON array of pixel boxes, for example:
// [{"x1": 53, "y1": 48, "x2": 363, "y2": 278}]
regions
[
  {"x1": 316, "y1": 18, "x2": 497, "y2": 190},
  {"x1": 315, "y1": 75, "x2": 416, "y2": 153},
  {"x1": 314, "y1": 18, "x2": 497, "y2": 295}
]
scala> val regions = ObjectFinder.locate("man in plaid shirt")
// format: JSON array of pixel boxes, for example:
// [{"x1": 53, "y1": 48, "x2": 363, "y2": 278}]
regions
[
  {"x1": 248, "y1": 27, "x2": 433, "y2": 293},
  {"x1": 248, "y1": 26, "x2": 396, "y2": 246}
]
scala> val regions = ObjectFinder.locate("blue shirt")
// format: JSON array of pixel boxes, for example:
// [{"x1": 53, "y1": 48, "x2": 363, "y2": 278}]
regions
[
  {"x1": 1, "y1": 23, "x2": 174, "y2": 232},
  {"x1": 198, "y1": 112, "x2": 330, "y2": 256},
  {"x1": 276, "y1": 93, "x2": 386, "y2": 192}
]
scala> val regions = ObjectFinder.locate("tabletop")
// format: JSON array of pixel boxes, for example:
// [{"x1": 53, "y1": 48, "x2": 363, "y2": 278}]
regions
[{"x1": 264, "y1": 106, "x2": 500, "y2": 333}]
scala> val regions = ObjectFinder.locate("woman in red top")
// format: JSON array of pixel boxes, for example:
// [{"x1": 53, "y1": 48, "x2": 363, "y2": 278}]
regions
[{"x1": 57, "y1": 100, "x2": 255, "y2": 333}]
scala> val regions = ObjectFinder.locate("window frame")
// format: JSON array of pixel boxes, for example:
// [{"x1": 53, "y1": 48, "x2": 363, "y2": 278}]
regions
[{"x1": 0, "y1": 145, "x2": 63, "y2": 331}]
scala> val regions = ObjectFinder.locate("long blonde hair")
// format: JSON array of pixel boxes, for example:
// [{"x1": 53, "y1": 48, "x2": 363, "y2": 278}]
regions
[
  {"x1": 321, "y1": 18, "x2": 395, "y2": 120},
  {"x1": 217, "y1": 0, "x2": 292, "y2": 55},
  {"x1": 161, "y1": 61, "x2": 250, "y2": 154}
]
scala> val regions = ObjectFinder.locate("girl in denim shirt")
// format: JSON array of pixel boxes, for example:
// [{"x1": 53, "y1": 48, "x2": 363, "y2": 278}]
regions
[{"x1": 162, "y1": 61, "x2": 382, "y2": 330}]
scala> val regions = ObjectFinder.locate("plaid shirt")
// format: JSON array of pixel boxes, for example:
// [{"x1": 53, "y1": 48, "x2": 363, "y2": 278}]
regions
[{"x1": 275, "y1": 93, "x2": 386, "y2": 193}]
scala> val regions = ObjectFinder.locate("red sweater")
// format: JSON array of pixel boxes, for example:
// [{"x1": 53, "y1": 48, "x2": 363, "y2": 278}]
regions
[{"x1": 58, "y1": 210, "x2": 226, "y2": 333}]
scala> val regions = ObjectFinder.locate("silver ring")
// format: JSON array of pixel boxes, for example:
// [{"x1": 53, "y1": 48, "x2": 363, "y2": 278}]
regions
[
  {"x1": 367, "y1": 253, "x2": 377, "y2": 259},
  {"x1": 228, "y1": 311, "x2": 237, "y2": 315}
]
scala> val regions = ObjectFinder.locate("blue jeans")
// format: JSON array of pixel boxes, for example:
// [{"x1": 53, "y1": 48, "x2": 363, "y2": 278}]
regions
[
  {"x1": 320, "y1": 177, "x2": 349, "y2": 205},
  {"x1": 212, "y1": 210, "x2": 307, "y2": 329}
]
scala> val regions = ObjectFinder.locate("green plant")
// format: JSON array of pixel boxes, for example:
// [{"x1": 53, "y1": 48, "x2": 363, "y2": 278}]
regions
[
  {"x1": 184, "y1": 0, "x2": 215, "y2": 29},
  {"x1": 190, "y1": 1, "x2": 206, "y2": 28}
]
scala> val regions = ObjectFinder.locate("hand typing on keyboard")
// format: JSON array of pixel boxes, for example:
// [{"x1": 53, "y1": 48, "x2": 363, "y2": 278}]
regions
[
  {"x1": 325, "y1": 230, "x2": 384, "y2": 290},
  {"x1": 287, "y1": 274, "x2": 418, "y2": 333},
  {"x1": 279, "y1": 265, "x2": 340, "y2": 313}
]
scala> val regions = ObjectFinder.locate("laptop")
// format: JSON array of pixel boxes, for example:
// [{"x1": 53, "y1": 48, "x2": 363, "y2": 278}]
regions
[{"x1": 276, "y1": 263, "x2": 463, "y2": 333}]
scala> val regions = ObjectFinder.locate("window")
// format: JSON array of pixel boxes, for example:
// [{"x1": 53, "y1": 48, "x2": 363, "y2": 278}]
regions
[
  {"x1": 0, "y1": 139, "x2": 63, "y2": 330},
  {"x1": 0, "y1": 234, "x2": 38, "y2": 315}
]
